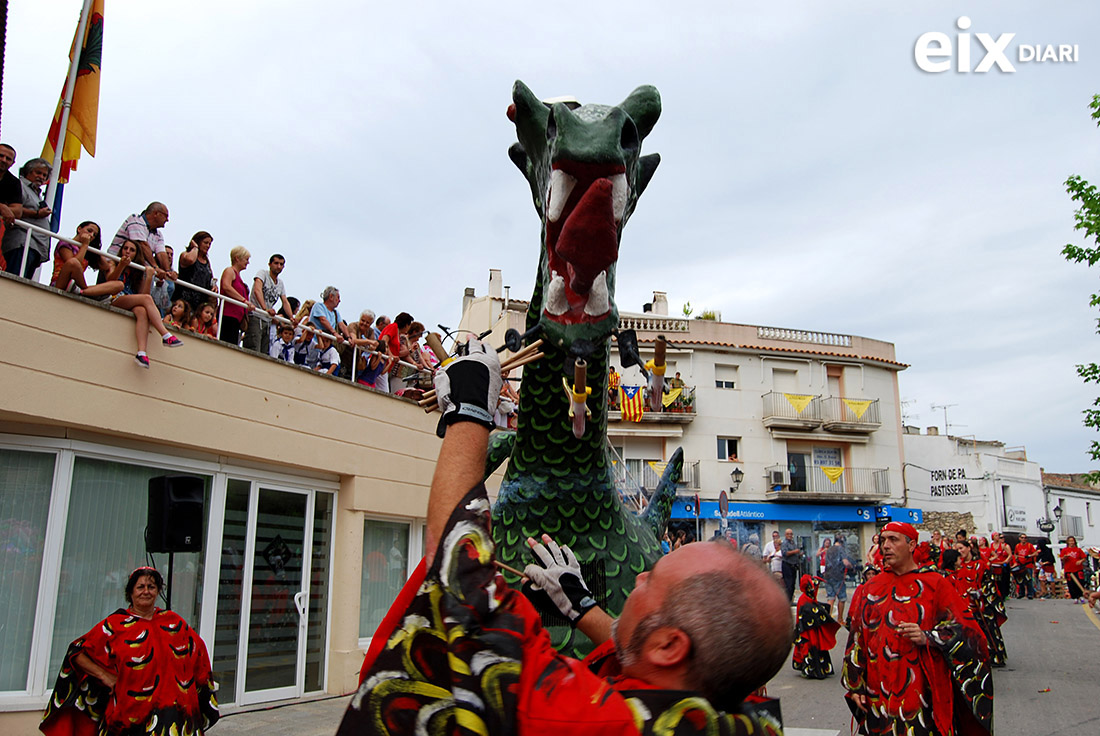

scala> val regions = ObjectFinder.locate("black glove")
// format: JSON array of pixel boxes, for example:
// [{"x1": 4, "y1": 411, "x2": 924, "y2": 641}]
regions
[
  {"x1": 521, "y1": 535, "x2": 597, "y2": 625},
  {"x1": 433, "y1": 338, "x2": 502, "y2": 437}
]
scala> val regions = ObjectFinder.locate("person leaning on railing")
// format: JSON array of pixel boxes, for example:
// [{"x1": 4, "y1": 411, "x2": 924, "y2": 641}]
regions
[
  {"x1": 1, "y1": 157, "x2": 52, "y2": 277},
  {"x1": 218, "y1": 246, "x2": 252, "y2": 345}
]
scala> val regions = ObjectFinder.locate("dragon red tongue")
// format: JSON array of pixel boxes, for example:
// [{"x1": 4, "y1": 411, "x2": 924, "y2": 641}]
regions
[{"x1": 555, "y1": 177, "x2": 619, "y2": 295}]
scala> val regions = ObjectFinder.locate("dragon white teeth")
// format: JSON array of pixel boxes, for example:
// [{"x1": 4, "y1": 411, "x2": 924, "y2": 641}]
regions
[
  {"x1": 610, "y1": 173, "x2": 628, "y2": 221},
  {"x1": 547, "y1": 170, "x2": 577, "y2": 223},
  {"x1": 584, "y1": 271, "x2": 609, "y2": 316},
  {"x1": 545, "y1": 271, "x2": 569, "y2": 315}
]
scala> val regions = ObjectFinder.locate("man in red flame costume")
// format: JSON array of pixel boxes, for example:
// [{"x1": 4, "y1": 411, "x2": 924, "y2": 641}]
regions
[{"x1": 842, "y1": 521, "x2": 993, "y2": 736}]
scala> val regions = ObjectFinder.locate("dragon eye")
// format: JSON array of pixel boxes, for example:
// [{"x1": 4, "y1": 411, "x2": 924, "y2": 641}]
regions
[{"x1": 546, "y1": 107, "x2": 558, "y2": 143}]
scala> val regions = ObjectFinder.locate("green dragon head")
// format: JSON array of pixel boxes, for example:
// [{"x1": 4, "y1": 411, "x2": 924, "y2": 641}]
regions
[{"x1": 507, "y1": 80, "x2": 661, "y2": 353}]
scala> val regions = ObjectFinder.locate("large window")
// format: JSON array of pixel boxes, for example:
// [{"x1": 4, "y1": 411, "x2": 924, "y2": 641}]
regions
[
  {"x1": 0, "y1": 449, "x2": 55, "y2": 691},
  {"x1": 49, "y1": 458, "x2": 209, "y2": 680},
  {"x1": 360, "y1": 519, "x2": 411, "y2": 640}
]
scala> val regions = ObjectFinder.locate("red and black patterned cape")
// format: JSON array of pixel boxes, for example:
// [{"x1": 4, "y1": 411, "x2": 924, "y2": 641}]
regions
[
  {"x1": 842, "y1": 567, "x2": 993, "y2": 736},
  {"x1": 792, "y1": 575, "x2": 840, "y2": 679},
  {"x1": 40, "y1": 609, "x2": 218, "y2": 736},
  {"x1": 949, "y1": 559, "x2": 1007, "y2": 667},
  {"x1": 337, "y1": 483, "x2": 782, "y2": 736}
]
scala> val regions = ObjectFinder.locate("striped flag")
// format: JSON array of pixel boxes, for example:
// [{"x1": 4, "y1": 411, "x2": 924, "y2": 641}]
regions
[
  {"x1": 42, "y1": 0, "x2": 105, "y2": 184},
  {"x1": 620, "y1": 385, "x2": 644, "y2": 422}
]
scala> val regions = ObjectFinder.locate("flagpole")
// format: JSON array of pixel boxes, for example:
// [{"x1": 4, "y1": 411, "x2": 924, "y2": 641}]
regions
[{"x1": 45, "y1": 0, "x2": 95, "y2": 209}]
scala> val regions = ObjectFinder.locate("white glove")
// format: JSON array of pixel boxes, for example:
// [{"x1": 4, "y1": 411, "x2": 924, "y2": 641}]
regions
[
  {"x1": 433, "y1": 338, "x2": 502, "y2": 437},
  {"x1": 522, "y1": 535, "x2": 597, "y2": 624}
]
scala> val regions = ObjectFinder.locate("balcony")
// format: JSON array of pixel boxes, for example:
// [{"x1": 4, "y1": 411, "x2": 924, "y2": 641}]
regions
[
  {"x1": 609, "y1": 445, "x2": 700, "y2": 511},
  {"x1": 761, "y1": 391, "x2": 822, "y2": 430},
  {"x1": 820, "y1": 396, "x2": 881, "y2": 433},
  {"x1": 609, "y1": 385, "x2": 696, "y2": 424},
  {"x1": 618, "y1": 314, "x2": 691, "y2": 333},
  {"x1": 764, "y1": 464, "x2": 890, "y2": 502},
  {"x1": 638, "y1": 459, "x2": 700, "y2": 490}
]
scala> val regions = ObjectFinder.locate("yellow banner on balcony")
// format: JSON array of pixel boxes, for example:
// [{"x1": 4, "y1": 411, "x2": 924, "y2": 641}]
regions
[
  {"x1": 784, "y1": 393, "x2": 814, "y2": 413},
  {"x1": 648, "y1": 461, "x2": 668, "y2": 475},
  {"x1": 662, "y1": 388, "x2": 682, "y2": 407},
  {"x1": 842, "y1": 398, "x2": 873, "y2": 419},
  {"x1": 822, "y1": 466, "x2": 845, "y2": 483}
]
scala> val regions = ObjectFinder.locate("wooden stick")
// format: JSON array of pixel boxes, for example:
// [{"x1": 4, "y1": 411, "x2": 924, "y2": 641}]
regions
[
  {"x1": 504, "y1": 338, "x2": 544, "y2": 364},
  {"x1": 494, "y1": 560, "x2": 526, "y2": 578},
  {"x1": 421, "y1": 351, "x2": 544, "y2": 413},
  {"x1": 419, "y1": 350, "x2": 544, "y2": 405},
  {"x1": 503, "y1": 351, "x2": 543, "y2": 370}
]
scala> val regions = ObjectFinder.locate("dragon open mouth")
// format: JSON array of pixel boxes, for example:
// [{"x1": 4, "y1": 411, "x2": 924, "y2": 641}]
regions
[{"x1": 543, "y1": 160, "x2": 627, "y2": 324}]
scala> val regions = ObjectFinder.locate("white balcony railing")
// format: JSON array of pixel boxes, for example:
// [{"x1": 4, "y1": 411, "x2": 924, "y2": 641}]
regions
[{"x1": 757, "y1": 325, "x2": 852, "y2": 347}]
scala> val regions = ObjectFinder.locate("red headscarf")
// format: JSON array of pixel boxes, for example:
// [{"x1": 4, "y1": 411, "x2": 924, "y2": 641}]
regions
[{"x1": 882, "y1": 521, "x2": 918, "y2": 540}]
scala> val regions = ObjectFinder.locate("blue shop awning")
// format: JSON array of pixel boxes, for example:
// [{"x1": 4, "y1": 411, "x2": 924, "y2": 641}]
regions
[{"x1": 669, "y1": 500, "x2": 923, "y2": 524}]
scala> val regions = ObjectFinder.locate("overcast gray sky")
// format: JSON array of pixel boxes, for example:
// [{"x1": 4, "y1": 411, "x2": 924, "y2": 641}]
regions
[{"x1": 6, "y1": 1, "x2": 1100, "y2": 470}]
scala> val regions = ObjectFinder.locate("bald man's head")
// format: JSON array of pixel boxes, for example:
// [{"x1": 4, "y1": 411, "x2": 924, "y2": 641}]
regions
[{"x1": 616, "y1": 540, "x2": 793, "y2": 708}]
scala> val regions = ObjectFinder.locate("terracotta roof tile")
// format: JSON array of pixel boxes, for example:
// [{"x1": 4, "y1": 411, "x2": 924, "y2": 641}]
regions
[{"x1": 1042, "y1": 472, "x2": 1100, "y2": 493}]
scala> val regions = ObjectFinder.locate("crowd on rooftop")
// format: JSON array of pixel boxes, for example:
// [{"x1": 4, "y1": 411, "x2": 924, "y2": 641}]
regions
[{"x1": 0, "y1": 143, "x2": 511, "y2": 411}]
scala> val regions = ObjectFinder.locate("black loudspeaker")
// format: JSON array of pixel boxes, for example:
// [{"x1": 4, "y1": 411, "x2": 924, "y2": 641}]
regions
[{"x1": 147, "y1": 475, "x2": 205, "y2": 553}]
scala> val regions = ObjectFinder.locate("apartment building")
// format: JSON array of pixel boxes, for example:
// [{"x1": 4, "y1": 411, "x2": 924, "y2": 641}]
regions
[{"x1": 459, "y1": 275, "x2": 917, "y2": 570}]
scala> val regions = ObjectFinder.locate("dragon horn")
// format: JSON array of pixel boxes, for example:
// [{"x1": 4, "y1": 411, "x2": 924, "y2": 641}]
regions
[
  {"x1": 618, "y1": 85, "x2": 662, "y2": 140},
  {"x1": 643, "y1": 446, "x2": 684, "y2": 538},
  {"x1": 511, "y1": 80, "x2": 550, "y2": 145}
]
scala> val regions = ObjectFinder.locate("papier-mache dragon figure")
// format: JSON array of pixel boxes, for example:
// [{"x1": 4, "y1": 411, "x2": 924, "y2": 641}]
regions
[{"x1": 485, "y1": 80, "x2": 684, "y2": 655}]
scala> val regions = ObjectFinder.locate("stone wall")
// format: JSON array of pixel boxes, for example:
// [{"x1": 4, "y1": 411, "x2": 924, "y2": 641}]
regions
[{"x1": 918, "y1": 510, "x2": 976, "y2": 536}]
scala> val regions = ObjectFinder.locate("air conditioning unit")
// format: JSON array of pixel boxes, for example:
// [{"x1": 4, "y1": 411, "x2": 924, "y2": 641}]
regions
[{"x1": 768, "y1": 470, "x2": 786, "y2": 485}]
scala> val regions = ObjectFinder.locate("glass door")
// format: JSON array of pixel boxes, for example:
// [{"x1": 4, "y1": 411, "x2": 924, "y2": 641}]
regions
[
  {"x1": 209, "y1": 479, "x2": 332, "y2": 707},
  {"x1": 241, "y1": 487, "x2": 311, "y2": 702}
]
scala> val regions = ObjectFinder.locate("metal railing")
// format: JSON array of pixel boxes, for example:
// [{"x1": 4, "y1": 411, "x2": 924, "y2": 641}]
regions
[
  {"x1": 638, "y1": 459, "x2": 699, "y2": 490},
  {"x1": 820, "y1": 396, "x2": 881, "y2": 426},
  {"x1": 765, "y1": 463, "x2": 890, "y2": 496},
  {"x1": 6, "y1": 220, "x2": 425, "y2": 383},
  {"x1": 761, "y1": 391, "x2": 822, "y2": 422},
  {"x1": 607, "y1": 441, "x2": 647, "y2": 510},
  {"x1": 609, "y1": 384, "x2": 696, "y2": 415}
]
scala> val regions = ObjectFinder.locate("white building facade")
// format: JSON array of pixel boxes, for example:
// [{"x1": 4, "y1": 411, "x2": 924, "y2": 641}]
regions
[
  {"x1": 902, "y1": 429, "x2": 1049, "y2": 538},
  {"x1": 459, "y1": 279, "x2": 916, "y2": 569}
]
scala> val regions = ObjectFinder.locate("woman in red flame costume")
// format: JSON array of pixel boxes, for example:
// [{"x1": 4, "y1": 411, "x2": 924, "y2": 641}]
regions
[
  {"x1": 947, "y1": 540, "x2": 1007, "y2": 668},
  {"x1": 792, "y1": 575, "x2": 841, "y2": 679},
  {"x1": 40, "y1": 567, "x2": 218, "y2": 736}
]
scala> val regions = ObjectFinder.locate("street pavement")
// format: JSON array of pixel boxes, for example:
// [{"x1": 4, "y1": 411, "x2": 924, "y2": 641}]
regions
[{"x1": 211, "y1": 597, "x2": 1100, "y2": 736}]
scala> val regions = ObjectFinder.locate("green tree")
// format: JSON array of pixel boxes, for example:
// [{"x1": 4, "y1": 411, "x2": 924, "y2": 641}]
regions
[{"x1": 1062, "y1": 94, "x2": 1100, "y2": 479}]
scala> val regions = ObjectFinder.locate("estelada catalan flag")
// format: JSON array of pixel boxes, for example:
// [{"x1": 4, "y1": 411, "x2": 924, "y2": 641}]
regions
[
  {"x1": 620, "y1": 385, "x2": 644, "y2": 422},
  {"x1": 42, "y1": 0, "x2": 105, "y2": 183}
]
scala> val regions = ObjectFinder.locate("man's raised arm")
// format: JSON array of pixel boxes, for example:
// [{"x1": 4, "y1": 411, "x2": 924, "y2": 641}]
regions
[{"x1": 424, "y1": 339, "x2": 502, "y2": 559}]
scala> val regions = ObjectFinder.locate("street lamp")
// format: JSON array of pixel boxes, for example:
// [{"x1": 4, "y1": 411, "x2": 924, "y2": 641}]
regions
[
  {"x1": 730, "y1": 466, "x2": 744, "y2": 492},
  {"x1": 1053, "y1": 505, "x2": 1063, "y2": 520}
]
